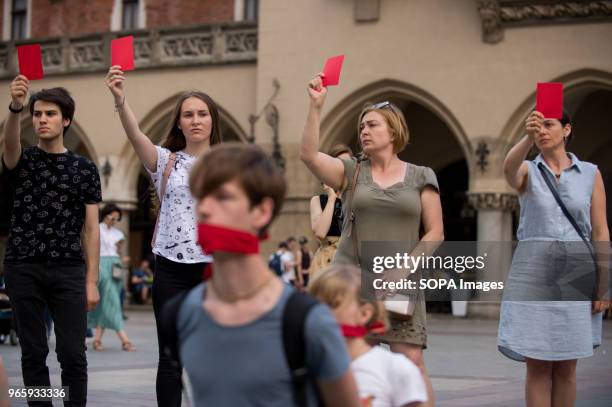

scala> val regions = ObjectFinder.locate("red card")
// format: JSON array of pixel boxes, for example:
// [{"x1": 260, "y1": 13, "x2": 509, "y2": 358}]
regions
[
  {"x1": 111, "y1": 36, "x2": 134, "y2": 71},
  {"x1": 321, "y1": 55, "x2": 345, "y2": 87},
  {"x1": 17, "y1": 44, "x2": 44, "y2": 80},
  {"x1": 536, "y1": 82, "x2": 563, "y2": 119}
]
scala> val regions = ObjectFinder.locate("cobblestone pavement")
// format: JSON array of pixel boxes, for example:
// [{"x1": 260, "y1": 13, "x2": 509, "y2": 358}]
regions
[{"x1": 2, "y1": 310, "x2": 610, "y2": 406}]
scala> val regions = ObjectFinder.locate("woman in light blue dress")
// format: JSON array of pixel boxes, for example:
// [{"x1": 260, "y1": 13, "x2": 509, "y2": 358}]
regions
[{"x1": 498, "y1": 109, "x2": 609, "y2": 406}]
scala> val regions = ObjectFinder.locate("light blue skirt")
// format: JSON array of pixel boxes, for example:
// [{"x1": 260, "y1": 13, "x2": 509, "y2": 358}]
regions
[
  {"x1": 498, "y1": 241, "x2": 602, "y2": 361},
  {"x1": 88, "y1": 256, "x2": 124, "y2": 331}
]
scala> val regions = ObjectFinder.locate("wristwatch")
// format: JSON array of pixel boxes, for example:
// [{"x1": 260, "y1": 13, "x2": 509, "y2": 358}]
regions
[{"x1": 8, "y1": 103, "x2": 23, "y2": 114}]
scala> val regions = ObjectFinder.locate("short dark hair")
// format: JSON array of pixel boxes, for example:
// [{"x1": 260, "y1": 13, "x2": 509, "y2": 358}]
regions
[
  {"x1": 278, "y1": 242, "x2": 289, "y2": 249},
  {"x1": 189, "y1": 143, "x2": 286, "y2": 237},
  {"x1": 100, "y1": 203, "x2": 122, "y2": 221},
  {"x1": 328, "y1": 144, "x2": 353, "y2": 158},
  {"x1": 28, "y1": 87, "x2": 76, "y2": 136}
]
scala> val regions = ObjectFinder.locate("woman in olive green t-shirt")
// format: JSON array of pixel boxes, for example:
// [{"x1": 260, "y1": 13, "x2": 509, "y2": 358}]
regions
[{"x1": 300, "y1": 73, "x2": 444, "y2": 407}]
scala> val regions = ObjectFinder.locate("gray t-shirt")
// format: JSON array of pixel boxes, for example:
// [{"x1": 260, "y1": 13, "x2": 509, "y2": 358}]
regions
[{"x1": 178, "y1": 283, "x2": 350, "y2": 407}]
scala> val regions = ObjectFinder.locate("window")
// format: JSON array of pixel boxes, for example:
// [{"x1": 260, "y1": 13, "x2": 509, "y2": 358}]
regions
[
  {"x1": 244, "y1": 0, "x2": 258, "y2": 22},
  {"x1": 11, "y1": 0, "x2": 27, "y2": 40},
  {"x1": 122, "y1": 0, "x2": 139, "y2": 30}
]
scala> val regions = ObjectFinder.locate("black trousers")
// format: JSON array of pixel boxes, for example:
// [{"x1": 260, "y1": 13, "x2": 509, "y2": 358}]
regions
[
  {"x1": 153, "y1": 255, "x2": 206, "y2": 407},
  {"x1": 4, "y1": 261, "x2": 88, "y2": 407}
]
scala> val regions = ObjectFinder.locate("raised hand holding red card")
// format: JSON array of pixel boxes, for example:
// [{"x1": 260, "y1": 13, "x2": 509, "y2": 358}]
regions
[
  {"x1": 111, "y1": 36, "x2": 135, "y2": 71},
  {"x1": 536, "y1": 82, "x2": 563, "y2": 119},
  {"x1": 321, "y1": 54, "x2": 345, "y2": 87},
  {"x1": 17, "y1": 44, "x2": 44, "y2": 80}
]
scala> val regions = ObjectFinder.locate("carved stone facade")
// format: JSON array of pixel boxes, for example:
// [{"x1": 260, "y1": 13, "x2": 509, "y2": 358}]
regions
[
  {"x1": 467, "y1": 192, "x2": 519, "y2": 212},
  {"x1": 0, "y1": 22, "x2": 257, "y2": 78},
  {"x1": 354, "y1": 0, "x2": 380, "y2": 22},
  {"x1": 478, "y1": 0, "x2": 612, "y2": 43}
]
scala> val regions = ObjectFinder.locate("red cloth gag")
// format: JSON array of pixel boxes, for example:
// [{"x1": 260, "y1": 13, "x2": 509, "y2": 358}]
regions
[
  {"x1": 196, "y1": 223, "x2": 268, "y2": 281},
  {"x1": 340, "y1": 321, "x2": 386, "y2": 338}
]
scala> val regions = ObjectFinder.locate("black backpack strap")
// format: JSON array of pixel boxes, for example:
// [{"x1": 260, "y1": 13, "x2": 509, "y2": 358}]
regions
[
  {"x1": 282, "y1": 291, "x2": 320, "y2": 407},
  {"x1": 159, "y1": 290, "x2": 191, "y2": 364}
]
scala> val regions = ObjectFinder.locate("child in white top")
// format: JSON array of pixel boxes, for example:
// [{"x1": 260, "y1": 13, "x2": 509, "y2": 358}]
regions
[{"x1": 310, "y1": 265, "x2": 427, "y2": 407}]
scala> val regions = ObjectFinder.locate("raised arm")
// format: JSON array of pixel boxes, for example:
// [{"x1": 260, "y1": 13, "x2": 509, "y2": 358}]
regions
[
  {"x1": 503, "y1": 111, "x2": 542, "y2": 193},
  {"x1": 83, "y1": 204, "x2": 100, "y2": 311},
  {"x1": 591, "y1": 169, "x2": 611, "y2": 314},
  {"x1": 2, "y1": 75, "x2": 29, "y2": 170},
  {"x1": 420, "y1": 187, "x2": 444, "y2": 244},
  {"x1": 299, "y1": 74, "x2": 345, "y2": 190},
  {"x1": 310, "y1": 186, "x2": 337, "y2": 240},
  {"x1": 106, "y1": 66, "x2": 158, "y2": 172}
]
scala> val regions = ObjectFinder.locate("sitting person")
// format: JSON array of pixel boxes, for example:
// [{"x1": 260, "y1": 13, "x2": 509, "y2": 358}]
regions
[
  {"x1": 310, "y1": 265, "x2": 427, "y2": 407},
  {"x1": 131, "y1": 259, "x2": 154, "y2": 304}
]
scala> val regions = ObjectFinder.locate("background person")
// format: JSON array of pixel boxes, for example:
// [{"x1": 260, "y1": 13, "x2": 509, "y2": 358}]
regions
[
  {"x1": 88, "y1": 203, "x2": 135, "y2": 351},
  {"x1": 131, "y1": 259, "x2": 154, "y2": 304},
  {"x1": 282, "y1": 237, "x2": 303, "y2": 287},
  {"x1": 268, "y1": 242, "x2": 288, "y2": 277},
  {"x1": 309, "y1": 144, "x2": 353, "y2": 283},
  {"x1": 298, "y1": 237, "x2": 313, "y2": 287}
]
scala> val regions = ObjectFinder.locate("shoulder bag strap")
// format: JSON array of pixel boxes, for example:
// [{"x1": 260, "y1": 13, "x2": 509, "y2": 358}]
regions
[
  {"x1": 151, "y1": 152, "x2": 177, "y2": 246},
  {"x1": 537, "y1": 162, "x2": 596, "y2": 264},
  {"x1": 282, "y1": 291, "x2": 320, "y2": 407},
  {"x1": 347, "y1": 160, "x2": 362, "y2": 266}
]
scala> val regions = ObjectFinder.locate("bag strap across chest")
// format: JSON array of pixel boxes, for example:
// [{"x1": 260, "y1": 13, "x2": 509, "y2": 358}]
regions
[
  {"x1": 347, "y1": 160, "x2": 362, "y2": 266},
  {"x1": 151, "y1": 152, "x2": 177, "y2": 246}
]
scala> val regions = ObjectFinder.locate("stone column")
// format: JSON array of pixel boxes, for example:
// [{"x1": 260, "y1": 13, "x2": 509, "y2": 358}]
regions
[{"x1": 466, "y1": 192, "x2": 517, "y2": 318}]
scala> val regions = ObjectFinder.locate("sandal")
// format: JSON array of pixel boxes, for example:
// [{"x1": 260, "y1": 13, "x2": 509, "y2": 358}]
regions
[
  {"x1": 122, "y1": 341, "x2": 136, "y2": 352},
  {"x1": 92, "y1": 339, "x2": 103, "y2": 351}
]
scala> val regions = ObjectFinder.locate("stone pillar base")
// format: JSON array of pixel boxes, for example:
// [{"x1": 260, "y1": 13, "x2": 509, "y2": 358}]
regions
[
  {"x1": 467, "y1": 301, "x2": 501, "y2": 319},
  {"x1": 467, "y1": 192, "x2": 518, "y2": 319}
]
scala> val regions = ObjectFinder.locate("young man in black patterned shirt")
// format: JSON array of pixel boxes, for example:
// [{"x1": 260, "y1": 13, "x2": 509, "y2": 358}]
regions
[{"x1": 1, "y1": 75, "x2": 102, "y2": 407}]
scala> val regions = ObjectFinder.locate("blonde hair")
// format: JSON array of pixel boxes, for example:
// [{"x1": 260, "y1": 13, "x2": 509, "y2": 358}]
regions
[
  {"x1": 357, "y1": 102, "x2": 409, "y2": 154},
  {"x1": 309, "y1": 265, "x2": 388, "y2": 331}
]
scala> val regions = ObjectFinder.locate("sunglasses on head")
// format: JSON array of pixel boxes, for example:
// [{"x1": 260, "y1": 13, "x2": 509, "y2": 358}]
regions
[{"x1": 370, "y1": 101, "x2": 398, "y2": 111}]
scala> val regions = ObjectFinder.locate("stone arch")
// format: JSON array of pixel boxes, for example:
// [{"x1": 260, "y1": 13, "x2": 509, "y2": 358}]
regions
[
  {"x1": 320, "y1": 79, "x2": 472, "y2": 172},
  {"x1": 319, "y1": 79, "x2": 475, "y2": 241}
]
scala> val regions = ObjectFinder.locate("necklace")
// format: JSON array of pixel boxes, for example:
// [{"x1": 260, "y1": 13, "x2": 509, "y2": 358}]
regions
[{"x1": 209, "y1": 273, "x2": 275, "y2": 303}]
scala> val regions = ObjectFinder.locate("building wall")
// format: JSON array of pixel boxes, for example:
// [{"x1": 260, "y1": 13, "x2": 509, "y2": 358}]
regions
[
  {"x1": 30, "y1": 0, "x2": 115, "y2": 38},
  {"x1": 145, "y1": 0, "x2": 234, "y2": 28},
  {"x1": 255, "y1": 0, "x2": 612, "y2": 195},
  {"x1": 0, "y1": 1, "x2": 4, "y2": 38},
  {"x1": 5, "y1": 0, "x2": 235, "y2": 38}
]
